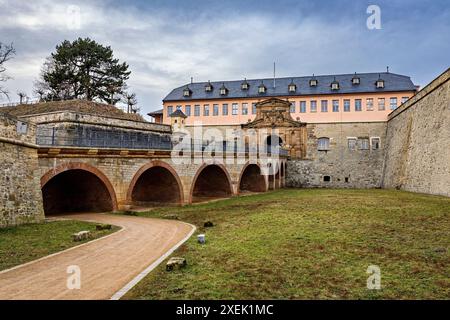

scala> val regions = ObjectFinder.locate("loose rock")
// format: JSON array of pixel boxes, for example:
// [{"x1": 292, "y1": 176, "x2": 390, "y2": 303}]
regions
[{"x1": 166, "y1": 257, "x2": 187, "y2": 271}]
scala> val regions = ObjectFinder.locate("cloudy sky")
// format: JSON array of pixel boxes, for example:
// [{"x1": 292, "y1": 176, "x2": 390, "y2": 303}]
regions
[{"x1": 0, "y1": 0, "x2": 449, "y2": 118}]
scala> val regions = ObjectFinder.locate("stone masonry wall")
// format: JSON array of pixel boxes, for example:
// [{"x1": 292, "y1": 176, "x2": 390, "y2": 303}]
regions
[
  {"x1": 20, "y1": 110, "x2": 171, "y2": 133},
  {"x1": 286, "y1": 122, "x2": 387, "y2": 188},
  {"x1": 382, "y1": 68, "x2": 450, "y2": 197},
  {"x1": 0, "y1": 114, "x2": 44, "y2": 227}
]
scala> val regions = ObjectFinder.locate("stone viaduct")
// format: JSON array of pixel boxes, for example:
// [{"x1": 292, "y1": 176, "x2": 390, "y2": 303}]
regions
[
  {"x1": 38, "y1": 147, "x2": 287, "y2": 215},
  {"x1": 0, "y1": 102, "x2": 288, "y2": 225}
]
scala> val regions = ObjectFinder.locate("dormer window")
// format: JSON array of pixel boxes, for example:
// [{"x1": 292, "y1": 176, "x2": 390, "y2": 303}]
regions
[
  {"x1": 309, "y1": 75, "x2": 318, "y2": 87},
  {"x1": 352, "y1": 73, "x2": 360, "y2": 85},
  {"x1": 220, "y1": 83, "x2": 228, "y2": 96},
  {"x1": 376, "y1": 77, "x2": 385, "y2": 89},
  {"x1": 241, "y1": 79, "x2": 249, "y2": 90},
  {"x1": 258, "y1": 82, "x2": 267, "y2": 94},
  {"x1": 183, "y1": 86, "x2": 192, "y2": 97},
  {"x1": 205, "y1": 81, "x2": 213, "y2": 92},
  {"x1": 288, "y1": 80, "x2": 297, "y2": 93},
  {"x1": 331, "y1": 78, "x2": 340, "y2": 90}
]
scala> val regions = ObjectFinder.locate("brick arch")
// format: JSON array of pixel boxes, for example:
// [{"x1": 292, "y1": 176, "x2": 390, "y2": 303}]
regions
[
  {"x1": 40, "y1": 162, "x2": 118, "y2": 212},
  {"x1": 237, "y1": 162, "x2": 268, "y2": 193},
  {"x1": 127, "y1": 160, "x2": 184, "y2": 205},
  {"x1": 189, "y1": 163, "x2": 234, "y2": 204}
]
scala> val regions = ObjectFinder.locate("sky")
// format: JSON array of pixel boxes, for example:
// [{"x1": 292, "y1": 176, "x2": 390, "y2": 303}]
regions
[{"x1": 0, "y1": 0, "x2": 449, "y2": 119}]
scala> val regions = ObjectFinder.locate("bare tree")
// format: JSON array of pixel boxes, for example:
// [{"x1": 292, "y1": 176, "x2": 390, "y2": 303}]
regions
[
  {"x1": 122, "y1": 92, "x2": 138, "y2": 113},
  {"x1": 34, "y1": 88, "x2": 45, "y2": 102},
  {"x1": 17, "y1": 91, "x2": 28, "y2": 104},
  {"x1": 0, "y1": 42, "x2": 15, "y2": 98}
]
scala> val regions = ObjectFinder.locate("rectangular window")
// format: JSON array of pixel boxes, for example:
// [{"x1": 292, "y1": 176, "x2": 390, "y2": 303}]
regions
[
  {"x1": 390, "y1": 97, "x2": 397, "y2": 110},
  {"x1": 242, "y1": 103, "x2": 248, "y2": 115},
  {"x1": 321, "y1": 100, "x2": 328, "y2": 112},
  {"x1": 366, "y1": 98, "x2": 374, "y2": 111},
  {"x1": 185, "y1": 105, "x2": 191, "y2": 116},
  {"x1": 344, "y1": 99, "x2": 350, "y2": 112},
  {"x1": 355, "y1": 99, "x2": 362, "y2": 112},
  {"x1": 348, "y1": 138, "x2": 357, "y2": 150},
  {"x1": 371, "y1": 137, "x2": 381, "y2": 150},
  {"x1": 203, "y1": 104, "x2": 210, "y2": 116},
  {"x1": 213, "y1": 104, "x2": 219, "y2": 116},
  {"x1": 16, "y1": 121, "x2": 28, "y2": 134},
  {"x1": 358, "y1": 138, "x2": 370, "y2": 150},
  {"x1": 252, "y1": 103, "x2": 257, "y2": 114},
  {"x1": 232, "y1": 103, "x2": 238, "y2": 115},
  {"x1": 318, "y1": 138, "x2": 330, "y2": 151},
  {"x1": 332, "y1": 100, "x2": 339, "y2": 112},
  {"x1": 310, "y1": 101, "x2": 317, "y2": 113},
  {"x1": 290, "y1": 101, "x2": 296, "y2": 113},
  {"x1": 401, "y1": 97, "x2": 409, "y2": 104},
  {"x1": 378, "y1": 98, "x2": 385, "y2": 111},
  {"x1": 222, "y1": 104, "x2": 228, "y2": 116},
  {"x1": 167, "y1": 106, "x2": 173, "y2": 116},
  {"x1": 194, "y1": 105, "x2": 200, "y2": 116},
  {"x1": 176, "y1": 105, "x2": 182, "y2": 111},
  {"x1": 300, "y1": 101, "x2": 306, "y2": 113}
]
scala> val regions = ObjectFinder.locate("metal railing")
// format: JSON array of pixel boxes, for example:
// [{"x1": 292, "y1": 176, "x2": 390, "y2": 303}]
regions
[
  {"x1": 35, "y1": 127, "x2": 289, "y2": 156},
  {"x1": 177, "y1": 139, "x2": 289, "y2": 156},
  {"x1": 36, "y1": 127, "x2": 173, "y2": 150}
]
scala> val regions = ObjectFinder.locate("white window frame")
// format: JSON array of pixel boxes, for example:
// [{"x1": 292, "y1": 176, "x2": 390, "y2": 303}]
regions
[
  {"x1": 232, "y1": 103, "x2": 239, "y2": 115},
  {"x1": 366, "y1": 98, "x2": 374, "y2": 111},
  {"x1": 242, "y1": 103, "x2": 248, "y2": 115},
  {"x1": 318, "y1": 137, "x2": 330, "y2": 151},
  {"x1": 347, "y1": 137, "x2": 357, "y2": 151},
  {"x1": 300, "y1": 101, "x2": 306, "y2": 113},
  {"x1": 344, "y1": 99, "x2": 350, "y2": 112},
  {"x1": 371, "y1": 137, "x2": 381, "y2": 150},
  {"x1": 378, "y1": 98, "x2": 385, "y2": 111}
]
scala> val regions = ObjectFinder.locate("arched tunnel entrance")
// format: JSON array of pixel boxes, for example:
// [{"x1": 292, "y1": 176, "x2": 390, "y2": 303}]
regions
[
  {"x1": 42, "y1": 169, "x2": 115, "y2": 215},
  {"x1": 191, "y1": 165, "x2": 232, "y2": 203},
  {"x1": 266, "y1": 135, "x2": 283, "y2": 151},
  {"x1": 239, "y1": 164, "x2": 266, "y2": 193},
  {"x1": 130, "y1": 166, "x2": 182, "y2": 205}
]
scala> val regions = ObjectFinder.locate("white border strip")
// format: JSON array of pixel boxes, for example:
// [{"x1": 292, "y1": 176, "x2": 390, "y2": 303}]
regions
[{"x1": 110, "y1": 222, "x2": 197, "y2": 300}]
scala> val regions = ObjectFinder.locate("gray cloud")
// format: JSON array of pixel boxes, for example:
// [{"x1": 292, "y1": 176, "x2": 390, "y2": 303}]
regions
[{"x1": 0, "y1": 0, "x2": 449, "y2": 119}]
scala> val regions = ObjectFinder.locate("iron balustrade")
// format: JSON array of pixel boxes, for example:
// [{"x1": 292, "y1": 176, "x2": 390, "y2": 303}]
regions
[
  {"x1": 36, "y1": 127, "x2": 173, "y2": 150},
  {"x1": 35, "y1": 128, "x2": 289, "y2": 156}
]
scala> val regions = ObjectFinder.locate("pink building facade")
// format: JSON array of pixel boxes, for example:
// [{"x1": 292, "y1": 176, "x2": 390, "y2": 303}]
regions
[{"x1": 157, "y1": 72, "x2": 417, "y2": 126}]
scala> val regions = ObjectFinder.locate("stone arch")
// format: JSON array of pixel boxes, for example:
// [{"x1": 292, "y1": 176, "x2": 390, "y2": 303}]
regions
[
  {"x1": 238, "y1": 162, "x2": 268, "y2": 193},
  {"x1": 190, "y1": 164, "x2": 233, "y2": 203},
  {"x1": 41, "y1": 162, "x2": 118, "y2": 215},
  {"x1": 127, "y1": 160, "x2": 184, "y2": 205}
]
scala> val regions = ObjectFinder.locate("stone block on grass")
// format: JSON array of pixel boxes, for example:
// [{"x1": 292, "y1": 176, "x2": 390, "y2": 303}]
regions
[
  {"x1": 166, "y1": 257, "x2": 187, "y2": 271},
  {"x1": 96, "y1": 224, "x2": 112, "y2": 231},
  {"x1": 72, "y1": 230, "x2": 91, "y2": 242}
]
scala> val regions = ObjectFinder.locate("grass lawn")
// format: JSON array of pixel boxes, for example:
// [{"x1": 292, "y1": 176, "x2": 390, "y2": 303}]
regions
[
  {"x1": 122, "y1": 189, "x2": 450, "y2": 300},
  {"x1": 0, "y1": 219, "x2": 119, "y2": 271}
]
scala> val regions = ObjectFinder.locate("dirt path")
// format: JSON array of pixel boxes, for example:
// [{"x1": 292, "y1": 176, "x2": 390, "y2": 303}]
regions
[{"x1": 0, "y1": 213, "x2": 194, "y2": 300}]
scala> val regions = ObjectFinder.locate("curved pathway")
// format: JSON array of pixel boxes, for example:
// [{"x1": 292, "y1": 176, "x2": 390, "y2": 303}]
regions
[{"x1": 0, "y1": 213, "x2": 194, "y2": 300}]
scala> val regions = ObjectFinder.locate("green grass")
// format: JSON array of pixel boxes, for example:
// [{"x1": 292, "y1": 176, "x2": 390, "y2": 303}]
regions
[
  {"x1": 121, "y1": 189, "x2": 450, "y2": 300},
  {"x1": 0, "y1": 219, "x2": 119, "y2": 271}
]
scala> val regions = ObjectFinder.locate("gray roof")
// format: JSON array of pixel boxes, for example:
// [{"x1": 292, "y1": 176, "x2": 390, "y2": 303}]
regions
[
  {"x1": 168, "y1": 109, "x2": 187, "y2": 118},
  {"x1": 148, "y1": 108, "x2": 163, "y2": 116},
  {"x1": 163, "y1": 72, "x2": 416, "y2": 102}
]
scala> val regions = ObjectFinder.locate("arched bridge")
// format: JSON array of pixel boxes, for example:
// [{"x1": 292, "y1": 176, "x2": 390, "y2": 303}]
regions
[{"x1": 37, "y1": 146, "x2": 287, "y2": 216}]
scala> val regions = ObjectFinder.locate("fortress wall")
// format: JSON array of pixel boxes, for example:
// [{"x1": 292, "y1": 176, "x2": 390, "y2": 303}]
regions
[
  {"x1": 382, "y1": 68, "x2": 450, "y2": 197},
  {"x1": 286, "y1": 122, "x2": 387, "y2": 188},
  {"x1": 0, "y1": 114, "x2": 44, "y2": 227}
]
